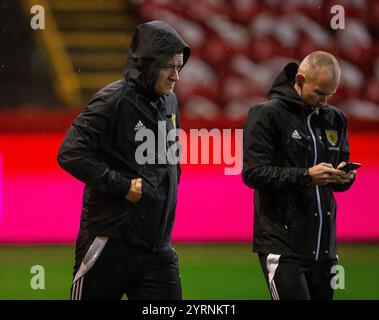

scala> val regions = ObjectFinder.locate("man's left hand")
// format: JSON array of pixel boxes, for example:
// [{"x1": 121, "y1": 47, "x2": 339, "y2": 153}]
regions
[{"x1": 330, "y1": 162, "x2": 356, "y2": 184}]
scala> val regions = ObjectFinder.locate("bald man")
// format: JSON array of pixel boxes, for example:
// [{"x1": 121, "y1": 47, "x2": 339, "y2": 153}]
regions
[{"x1": 242, "y1": 51, "x2": 356, "y2": 300}]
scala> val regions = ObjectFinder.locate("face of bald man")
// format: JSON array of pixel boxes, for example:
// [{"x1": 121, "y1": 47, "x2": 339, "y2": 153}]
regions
[{"x1": 295, "y1": 68, "x2": 340, "y2": 108}]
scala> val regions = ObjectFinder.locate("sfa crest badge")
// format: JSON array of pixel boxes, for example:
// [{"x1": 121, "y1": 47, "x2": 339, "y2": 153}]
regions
[{"x1": 325, "y1": 130, "x2": 338, "y2": 146}]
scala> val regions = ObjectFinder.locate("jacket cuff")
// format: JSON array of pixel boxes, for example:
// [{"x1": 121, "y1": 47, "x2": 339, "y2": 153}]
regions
[
  {"x1": 99, "y1": 169, "x2": 131, "y2": 197},
  {"x1": 120, "y1": 177, "x2": 131, "y2": 198},
  {"x1": 298, "y1": 168, "x2": 312, "y2": 186}
]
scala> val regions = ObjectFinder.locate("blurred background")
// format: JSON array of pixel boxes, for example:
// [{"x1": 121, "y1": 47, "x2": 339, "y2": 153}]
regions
[{"x1": 0, "y1": 0, "x2": 378, "y2": 299}]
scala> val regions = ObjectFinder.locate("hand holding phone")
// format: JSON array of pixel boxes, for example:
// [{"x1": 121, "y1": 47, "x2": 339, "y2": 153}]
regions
[{"x1": 339, "y1": 162, "x2": 362, "y2": 173}]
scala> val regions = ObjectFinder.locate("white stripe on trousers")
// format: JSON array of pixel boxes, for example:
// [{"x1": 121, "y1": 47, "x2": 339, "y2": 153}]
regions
[
  {"x1": 71, "y1": 276, "x2": 84, "y2": 300},
  {"x1": 266, "y1": 254, "x2": 281, "y2": 300},
  {"x1": 270, "y1": 279, "x2": 280, "y2": 300},
  {"x1": 70, "y1": 236, "x2": 108, "y2": 300}
]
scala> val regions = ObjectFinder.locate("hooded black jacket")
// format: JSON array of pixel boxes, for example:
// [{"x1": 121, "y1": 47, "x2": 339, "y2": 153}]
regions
[
  {"x1": 57, "y1": 21, "x2": 190, "y2": 252},
  {"x1": 242, "y1": 63, "x2": 354, "y2": 262}
]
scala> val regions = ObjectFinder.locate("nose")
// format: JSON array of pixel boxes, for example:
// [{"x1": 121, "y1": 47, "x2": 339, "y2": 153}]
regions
[
  {"x1": 170, "y1": 69, "x2": 179, "y2": 81},
  {"x1": 318, "y1": 96, "x2": 329, "y2": 107}
]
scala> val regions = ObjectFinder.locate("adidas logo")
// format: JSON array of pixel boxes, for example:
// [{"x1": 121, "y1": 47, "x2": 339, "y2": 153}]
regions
[
  {"x1": 291, "y1": 130, "x2": 302, "y2": 140},
  {"x1": 134, "y1": 120, "x2": 146, "y2": 131}
]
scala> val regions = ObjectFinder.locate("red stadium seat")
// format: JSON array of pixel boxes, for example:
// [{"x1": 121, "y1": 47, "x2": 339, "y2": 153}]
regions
[{"x1": 365, "y1": 77, "x2": 379, "y2": 105}]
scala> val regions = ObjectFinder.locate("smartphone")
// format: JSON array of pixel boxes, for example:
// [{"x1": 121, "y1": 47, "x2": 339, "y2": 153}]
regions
[{"x1": 339, "y1": 162, "x2": 362, "y2": 173}]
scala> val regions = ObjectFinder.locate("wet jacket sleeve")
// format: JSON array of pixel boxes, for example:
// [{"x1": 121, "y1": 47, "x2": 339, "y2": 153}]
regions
[
  {"x1": 242, "y1": 105, "x2": 311, "y2": 191},
  {"x1": 331, "y1": 118, "x2": 355, "y2": 192},
  {"x1": 57, "y1": 97, "x2": 131, "y2": 197}
]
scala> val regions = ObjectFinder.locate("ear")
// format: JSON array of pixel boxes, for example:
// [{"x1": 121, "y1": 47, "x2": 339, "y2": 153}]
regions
[{"x1": 295, "y1": 74, "x2": 305, "y2": 87}]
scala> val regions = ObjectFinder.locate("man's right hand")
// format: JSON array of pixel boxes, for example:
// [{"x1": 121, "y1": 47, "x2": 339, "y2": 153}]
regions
[
  {"x1": 126, "y1": 178, "x2": 142, "y2": 203},
  {"x1": 308, "y1": 162, "x2": 346, "y2": 186}
]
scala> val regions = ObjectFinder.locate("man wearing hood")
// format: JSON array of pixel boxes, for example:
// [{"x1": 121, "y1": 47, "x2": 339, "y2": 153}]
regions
[
  {"x1": 243, "y1": 51, "x2": 356, "y2": 300},
  {"x1": 57, "y1": 21, "x2": 190, "y2": 300}
]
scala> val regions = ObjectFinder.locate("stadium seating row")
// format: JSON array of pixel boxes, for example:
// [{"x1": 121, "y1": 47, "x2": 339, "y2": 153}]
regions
[{"x1": 132, "y1": 0, "x2": 379, "y2": 122}]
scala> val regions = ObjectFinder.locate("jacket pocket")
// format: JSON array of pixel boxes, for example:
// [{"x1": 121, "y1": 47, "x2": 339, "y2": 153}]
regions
[
  {"x1": 285, "y1": 206, "x2": 311, "y2": 253},
  {"x1": 285, "y1": 206, "x2": 305, "y2": 228},
  {"x1": 140, "y1": 166, "x2": 158, "y2": 200},
  {"x1": 131, "y1": 166, "x2": 165, "y2": 243}
]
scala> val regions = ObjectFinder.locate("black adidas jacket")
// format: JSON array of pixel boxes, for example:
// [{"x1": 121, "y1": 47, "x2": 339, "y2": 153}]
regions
[
  {"x1": 57, "y1": 21, "x2": 190, "y2": 252},
  {"x1": 242, "y1": 63, "x2": 354, "y2": 261}
]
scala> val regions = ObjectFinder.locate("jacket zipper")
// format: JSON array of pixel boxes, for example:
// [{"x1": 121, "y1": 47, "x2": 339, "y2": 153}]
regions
[
  {"x1": 307, "y1": 108, "x2": 323, "y2": 261},
  {"x1": 150, "y1": 101, "x2": 173, "y2": 249}
]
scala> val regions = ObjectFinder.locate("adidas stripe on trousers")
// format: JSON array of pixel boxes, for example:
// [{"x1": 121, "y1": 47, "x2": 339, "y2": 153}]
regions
[
  {"x1": 258, "y1": 252, "x2": 337, "y2": 300},
  {"x1": 71, "y1": 237, "x2": 182, "y2": 300}
]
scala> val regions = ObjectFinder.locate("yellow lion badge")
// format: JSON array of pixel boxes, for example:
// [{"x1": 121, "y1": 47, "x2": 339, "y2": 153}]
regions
[
  {"x1": 171, "y1": 114, "x2": 176, "y2": 128},
  {"x1": 325, "y1": 130, "x2": 338, "y2": 146}
]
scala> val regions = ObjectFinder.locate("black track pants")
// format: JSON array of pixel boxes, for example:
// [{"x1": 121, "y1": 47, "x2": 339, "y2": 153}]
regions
[
  {"x1": 258, "y1": 252, "x2": 337, "y2": 300},
  {"x1": 70, "y1": 237, "x2": 182, "y2": 300}
]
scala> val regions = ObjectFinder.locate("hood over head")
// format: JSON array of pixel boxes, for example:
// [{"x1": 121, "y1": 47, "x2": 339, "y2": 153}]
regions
[
  {"x1": 268, "y1": 62, "x2": 319, "y2": 114},
  {"x1": 123, "y1": 20, "x2": 191, "y2": 97}
]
